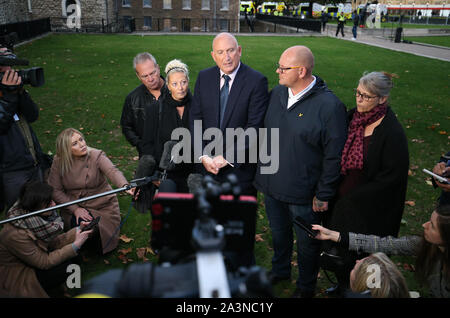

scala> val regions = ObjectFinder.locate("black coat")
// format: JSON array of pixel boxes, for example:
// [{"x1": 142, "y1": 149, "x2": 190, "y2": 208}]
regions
[
  {"x1": 141, "y1": 89, "x2": 192, "y2": 190},
  {"x1": 120, "y1": 80, "x2": 168, "y2": 156},
  {"x1": 0, "y1": 90, "x2": 43, "y2": 173},
  {"x1": 329, "y1": 107, "x2": 409, "y2": 237},
  {"x1": 254, "y1": 77, "x2": 348, "y2": 205}
]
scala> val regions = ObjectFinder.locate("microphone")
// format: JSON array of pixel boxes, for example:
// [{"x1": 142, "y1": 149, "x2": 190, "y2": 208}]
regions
[
  {"x1": 159, "y1": 179, "x2": 178, "y2": 193},
  {"x1": 135, "y1": 155, "x2": 156, "y2": 179},
  {"x1": 187, "y1": 173, "x2": 204, "y2": 194},
  {"x1": 133, "y1": 155, "x2": 157, "y2": 214},
  {"x1": 159, "y1": 140, "x2": 178, "y2": 171}
]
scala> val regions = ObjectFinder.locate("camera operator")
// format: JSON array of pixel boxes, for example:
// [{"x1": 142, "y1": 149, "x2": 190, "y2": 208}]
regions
[{"x1": 0, "y1": 46, "x2": 47, "y2": 212}]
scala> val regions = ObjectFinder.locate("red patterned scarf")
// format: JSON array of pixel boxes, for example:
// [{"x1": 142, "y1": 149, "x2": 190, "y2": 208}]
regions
[{"x1": 340, "y1": 104, "x2": 387, "y2": 175}]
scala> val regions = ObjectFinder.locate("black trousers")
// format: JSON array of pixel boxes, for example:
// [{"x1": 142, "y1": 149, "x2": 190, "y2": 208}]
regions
[
  {"x1": 1, "y1": 166, "x2": 41, "y2": 212},
  {"x1": 336, "y1": 23, "x2": 345, "y2": 36}
]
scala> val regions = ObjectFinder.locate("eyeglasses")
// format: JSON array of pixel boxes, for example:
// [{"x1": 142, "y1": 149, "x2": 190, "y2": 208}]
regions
[
  {"x1": 354, "y1": 89, "x2": 378, "y2": 102},
  {"x1": 276, "y1": 63, "x2": 303, "y2": 73}
]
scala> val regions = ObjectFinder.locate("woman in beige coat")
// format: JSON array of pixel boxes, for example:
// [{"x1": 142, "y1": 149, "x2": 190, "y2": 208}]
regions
[
  {"x1": 0, "y1": 181, "x2": 92, "y2": 298},
  {"x1": 48, "y1": 128, "x2": 134, "y2": 254}
]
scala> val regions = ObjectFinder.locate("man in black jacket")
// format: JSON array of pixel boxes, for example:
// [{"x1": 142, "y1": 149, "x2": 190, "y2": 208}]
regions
[
  {"x1": 254, "y1": 46, "x2": 347, "y2": 298},
  {"x1": 0, "y1": 47, "x2": 45, "y2": 212},
  {"x1": 120, "y1": 52, "x2": 166, "y2": 157}
]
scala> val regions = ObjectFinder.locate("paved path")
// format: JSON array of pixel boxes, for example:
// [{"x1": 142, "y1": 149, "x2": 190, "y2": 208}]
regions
[{"x1": 323, "y1": 25, "x2": 450, "y2": 62}]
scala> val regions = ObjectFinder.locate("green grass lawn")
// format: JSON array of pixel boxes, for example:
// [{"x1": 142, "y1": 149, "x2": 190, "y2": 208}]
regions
[
  {"x1": 403, "y1": 35, "x2": 450, "y2": 47},
  {"x1": 5, "y1": 33, "x2": 450, "y2": 298}
]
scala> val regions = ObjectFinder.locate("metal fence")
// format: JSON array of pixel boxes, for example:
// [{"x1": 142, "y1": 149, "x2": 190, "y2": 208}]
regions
[
  {"x1": 48, "y1": 16, "x2": 239, "y2": 33},
  {"x1": 0, "y1": 18, "x2": 51, "y2": 44},
  {"x1": 256, "y1": 14, "x2": 321, "y2": 33}
]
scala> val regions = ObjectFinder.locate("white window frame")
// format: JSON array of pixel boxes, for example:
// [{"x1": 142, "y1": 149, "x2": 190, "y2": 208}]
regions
[
  {"x1": 122, "y1": 0, "x2": 131, "y2": 8},
  {"x1": 163, "y1": 0, "x2": 172, "y2": 9},
  {"x1": 201, "y1": 0, "x2": 210, "y2": 10},
  {"x1": 143, "y1": 0, "x2": 151, "y2": 8},
  {"x1": 220, "y1": 0, "x2": 229, "y2": 11},
  {"x1": 182, "y1": 0, "x2": 191, "y2": 10}
]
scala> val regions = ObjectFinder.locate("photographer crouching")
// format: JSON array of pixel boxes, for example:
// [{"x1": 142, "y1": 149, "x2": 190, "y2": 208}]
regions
[{"x1": 0, "y1": 45, "x2": 47, "y2": 213}]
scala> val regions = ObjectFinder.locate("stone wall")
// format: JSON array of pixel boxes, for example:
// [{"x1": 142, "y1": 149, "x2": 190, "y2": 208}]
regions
[{"x1": 0, "y1": 0, "x2": 32, "y2": 24}]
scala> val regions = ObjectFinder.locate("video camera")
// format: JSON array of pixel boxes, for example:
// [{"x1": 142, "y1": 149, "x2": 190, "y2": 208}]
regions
[
  {"x1": 0, "y1": 34, "x2": 44, "y2": 88},
  {"x1": 79, "y1": 174, "x2": 273, "y2": 298}
]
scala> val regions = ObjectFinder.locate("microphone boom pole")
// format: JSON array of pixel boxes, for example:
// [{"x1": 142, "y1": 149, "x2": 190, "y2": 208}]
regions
[{"x1": 0, "y1": 177, "x2": 150, "y2": 225}]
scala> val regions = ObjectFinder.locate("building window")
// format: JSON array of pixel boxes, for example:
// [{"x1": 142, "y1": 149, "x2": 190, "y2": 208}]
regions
[
  {"x1": 163, "y1": 0, "x2": 171, "y2": 9},
  {"x1": 220, "y1": 0, "x2": 229, "y2": 11},
  {"x1": 182, "y1": 0, "x2": 191, "y2": 10},
  {"x1": 122, "y1": 0, "x2": 131, "y2": 7},
  {"x1": 163, "y1": 18, "x2": 171, "y2": 31},
  {"x1": 143, "y1": 0, "x2": 151, "y2": 8},
  {"x1": 202, "y1": 0, "x2": 210, "y2": 10},
  {"x1": 219, "y1": 19, "x2": 228, "y2": 30},
  {"x1": 144, "y1": 16, "x2": 152, "y2": 29}
]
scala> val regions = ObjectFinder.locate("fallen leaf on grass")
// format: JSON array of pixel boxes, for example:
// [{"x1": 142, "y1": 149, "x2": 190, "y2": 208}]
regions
[
  {"x1": 405, "y1": 200, "x2": 415, "y2": 207},
  {"x1": 118, "y1": 247, "x2": 132, "y2": 255},
  {"x1": 411, "y1": 139, "x2": 424, "y2": 143},
  {"x1": 136, "y1": 248, "x2": 149, "y2": 262},
  {"x1": 255, "y1": 234, "x2": 264, "y2": 242},
  {"x1": 104, "y1": 259, "x2": 110, "y2": 265},
  {"x1": 426, "y1": 180, "x2": 433, "y2": 186},
  {"x1": 119, "y1": 234, "x2": 134, "y2": 243}
]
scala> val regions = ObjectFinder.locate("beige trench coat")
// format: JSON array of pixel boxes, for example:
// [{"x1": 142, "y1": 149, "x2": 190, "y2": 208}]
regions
[
  {"x1": 48, "y1": 148, "x2": 128, "y2": 254},
  {"x1": 0, "y1": 225, "x2": 77, "y2": 298}
]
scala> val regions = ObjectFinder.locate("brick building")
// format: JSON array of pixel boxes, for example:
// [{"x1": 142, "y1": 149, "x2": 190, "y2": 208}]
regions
[
  {"x1": 119, "y1": 0, "x2": 239, "y2": 32},
  {"x1": 1, "y1": 0, "x2": 239, "y2": 33}
]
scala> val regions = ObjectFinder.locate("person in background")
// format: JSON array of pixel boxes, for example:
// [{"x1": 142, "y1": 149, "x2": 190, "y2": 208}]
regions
[
  {"x1": 349, "y1": 252, "x2": 410, "y2": 298},
  {"x1": 0, "y1": 181, "x2": 93, "y2": 297},
  {"x1": 432, "y1": 151, "x2": 450, "y2": 206},
  {"x1": 254, "y1": 45, "x2": 347, "y2": 298},
  {"x1": 0, "y1": 46, "x2": 49, "y2": 213},
  {"x1": 324, "y1": 71, "x2": 409, "y2": 295},
  {"x1": 48, "y1": 128, "x2": 134, "y2": 255},
  {"x1": 313, "y1": 204, "x2": 450, "y2": 298},
  {"x1": 141, "y1": 59, "x2": 193, "y2": 193},
  {"x1": 120, "y1": 52, "x2": 167, "y2": 158}
]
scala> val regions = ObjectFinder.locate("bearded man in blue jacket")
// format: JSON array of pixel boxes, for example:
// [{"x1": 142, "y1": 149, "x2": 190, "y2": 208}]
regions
[{"x1": 254, "y1": 46, "x2": 347, "y2": 298}]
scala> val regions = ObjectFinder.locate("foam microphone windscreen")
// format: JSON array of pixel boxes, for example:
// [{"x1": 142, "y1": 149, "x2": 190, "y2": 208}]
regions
[
  {"x1": 159, "y1": 140, "x2": 178, "y2": 171},
  {"x1": 187, "y1": 173, "x2": 203, "y2": 194},
  {"x1": 135, "y1": 155, "x2": 156, "y2": 178},
  {"x1": 158, "y1": 179, "x2": 178, "y2": 193}
]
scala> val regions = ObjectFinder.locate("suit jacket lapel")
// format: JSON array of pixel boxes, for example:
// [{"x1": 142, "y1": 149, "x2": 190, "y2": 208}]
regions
[
  {"x1": 211, "y1": 67, "x2": 221, "y2": 127},
  {"x1": 221, "y1": 64, "x2": 246, "y2": 130}
]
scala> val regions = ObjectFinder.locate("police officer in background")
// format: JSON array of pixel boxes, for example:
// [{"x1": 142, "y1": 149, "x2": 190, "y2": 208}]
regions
[{"x1": 0, "y1": 46, "x2": 47, "y2": 212}]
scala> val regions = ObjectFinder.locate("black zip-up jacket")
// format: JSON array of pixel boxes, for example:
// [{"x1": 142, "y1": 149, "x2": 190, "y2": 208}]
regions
[
  {"x1": 120, "y1": 80, "x2": 167, "y2": 156},
  {"x1": 254, "y1": 76, "x2": 348, "y2": 205},
  {"x1": 0, "y1": 90, "x2": 43, "y2": 173}
]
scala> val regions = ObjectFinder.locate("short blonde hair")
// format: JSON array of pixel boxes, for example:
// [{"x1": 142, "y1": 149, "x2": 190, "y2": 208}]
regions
[
  {"x1": 164, "y1": 59, "x2": 189, "y2": 82},
  {"x1": 55, "y1": 128, "x2": 88, "y2": 176},
  {"x1": 351, "y1": 253, "x2": 410, "y2": 298}
]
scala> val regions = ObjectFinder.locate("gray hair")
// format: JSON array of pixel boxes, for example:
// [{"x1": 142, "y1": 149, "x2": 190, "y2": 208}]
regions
[
  {"x1": 165, "y1": 59, "x2": 189, "y2": 82},
  {"x1": 133, "y1": 52, "x2": 157, "y2": 71},
  {"x1": 359, "y1": 71, "x2": 395, "y2": 97}
]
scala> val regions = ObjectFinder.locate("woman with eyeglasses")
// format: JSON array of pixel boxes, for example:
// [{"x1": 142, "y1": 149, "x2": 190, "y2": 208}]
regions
[{"x1": 323, "y1": 71, "x2": 410, "y2": 295}]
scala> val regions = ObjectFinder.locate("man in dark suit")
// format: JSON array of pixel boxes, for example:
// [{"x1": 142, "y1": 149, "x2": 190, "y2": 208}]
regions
[
  {"x1": 189, "y1": 33, "x2": 269, "y2": 270},
  {"x1": 190, "y1": 32, "x2": 269, "y2": 196}
]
